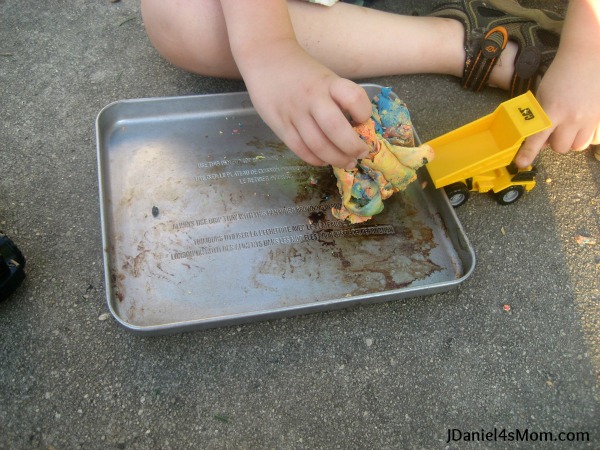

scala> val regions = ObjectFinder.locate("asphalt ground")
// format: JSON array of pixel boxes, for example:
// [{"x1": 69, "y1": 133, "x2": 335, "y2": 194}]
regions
[{"x1": 1, "y1": 0, "x2": 598, "y2": 448}]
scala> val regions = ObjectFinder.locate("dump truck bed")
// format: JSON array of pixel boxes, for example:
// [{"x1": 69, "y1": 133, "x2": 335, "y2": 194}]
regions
[{"x1": 426, "y1": 91, "x2": 552, "y2": 189}]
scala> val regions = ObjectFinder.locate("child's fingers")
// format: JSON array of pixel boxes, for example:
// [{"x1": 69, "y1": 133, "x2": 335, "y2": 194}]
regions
[
  {"x1": 515, "y1": 127, "x2": 553, "y2": 168},
  {"x1": 294, "y1": 114, "x2": 358, "y2": 169},
  {"x1": 571, "y1": 127, "x2": 597, "y2": 151},
  {"x1": 329, "y1": 78, "x2": 372, "y2": 124},
  {"x1": 547, "y1": 125, "x2": 582, "y2": 155},
  {"x1": 312, "y1": 101, "x2": 370, "y2": 160},
  {"x1": 276, "y1": 121, "x2": 328, "y2": 167},
  {"x1": 516, "y1": 123, "x2": 595, "y2": 168}
]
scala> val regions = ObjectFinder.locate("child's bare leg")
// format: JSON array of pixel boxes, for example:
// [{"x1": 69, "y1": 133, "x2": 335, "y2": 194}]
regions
[
  {"x1": 141, "y1": 0, "x2": 517, "y2": 89},
  {"x1": 141, "y1": 0, "x2": 239, "y2": 77}
]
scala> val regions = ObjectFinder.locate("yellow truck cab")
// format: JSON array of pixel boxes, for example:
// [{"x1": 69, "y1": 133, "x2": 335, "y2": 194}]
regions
[{"x1": 425, "y1": 91, "x2": 552, "y2": 207}]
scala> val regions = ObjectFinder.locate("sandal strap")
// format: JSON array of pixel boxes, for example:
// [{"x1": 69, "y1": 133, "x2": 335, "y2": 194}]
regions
[
  {"x1": 462, "y1": 26, "x2": 507, "y2": 92},
  {"x1": 505, "y1": 22, "x2": 560, "y2": 96},
  {"x1": 430, "y1": 0, "x2": 563, "y2": 96}
]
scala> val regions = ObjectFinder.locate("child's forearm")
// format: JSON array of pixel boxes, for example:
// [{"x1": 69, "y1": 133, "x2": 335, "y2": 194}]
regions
[
  {"x1": 219, "y1": 0, "x2": 302, "y2": 72},
  {"x1": 212, "y1": 0, "x2": 381, "y2": 169},
  {"x1": 560, "y1": 0, "x2": 600, "y2": 53}
]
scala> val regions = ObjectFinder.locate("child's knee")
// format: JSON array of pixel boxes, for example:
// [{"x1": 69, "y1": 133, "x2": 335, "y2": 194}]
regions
[{"x1": 141, "y1": 0, "x2": 233, "y2": 76}]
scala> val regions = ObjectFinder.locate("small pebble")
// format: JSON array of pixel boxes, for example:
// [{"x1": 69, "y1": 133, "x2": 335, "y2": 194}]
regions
[{"x1": 575, "y1": 234, "x2": 596, "y2": 246}]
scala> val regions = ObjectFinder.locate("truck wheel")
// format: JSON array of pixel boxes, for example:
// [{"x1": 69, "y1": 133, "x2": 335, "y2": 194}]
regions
[
  {"x1": 444, "y1": 182, "x2": 470, "y2": 207},
  {"x1": 495, "y1": 185, "x2": 524, "y2": 205}
]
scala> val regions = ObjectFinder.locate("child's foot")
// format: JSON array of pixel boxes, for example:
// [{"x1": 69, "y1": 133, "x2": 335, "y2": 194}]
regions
[{"x1": 429, "y1": 0, "x2": 563, "y2": 97}]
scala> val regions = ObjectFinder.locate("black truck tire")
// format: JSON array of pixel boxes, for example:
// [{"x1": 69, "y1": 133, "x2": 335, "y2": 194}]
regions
[
  {"x1": 444, "y1": 182, "x2": 470, "y2": 208},
  {"x1": 495, "y1": 185, "x2": 525, "y2": 205}
]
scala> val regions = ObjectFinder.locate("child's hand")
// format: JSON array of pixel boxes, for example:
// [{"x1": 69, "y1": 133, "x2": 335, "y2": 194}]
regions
[
  {"x1": 239, "y1": 41, "x2": 372, "y2": 169},
  {"x1": 515, "y1": 51, "x2": 600, "y2": 167},
  {"x1": 515, "y1": 0, "x2": 600, "y2": 168}
]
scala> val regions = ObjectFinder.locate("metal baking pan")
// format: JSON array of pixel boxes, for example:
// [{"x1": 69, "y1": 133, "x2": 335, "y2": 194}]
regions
[{"x1": 96, "y1": 84, "x2": 475, "y2": 335}]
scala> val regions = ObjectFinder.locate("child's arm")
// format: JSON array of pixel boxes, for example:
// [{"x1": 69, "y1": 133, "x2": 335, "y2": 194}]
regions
[
  {"x1": 516, "y1": 0, "x2": 600, "y2": 167},
  {"x1": 219, "y1": 0, "x2": 371, "y2": 169}
]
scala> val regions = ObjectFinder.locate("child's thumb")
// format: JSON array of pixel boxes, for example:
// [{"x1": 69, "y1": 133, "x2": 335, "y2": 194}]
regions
[{"x1": 515, "y1": 128, "x2": 553, "y2": 168}]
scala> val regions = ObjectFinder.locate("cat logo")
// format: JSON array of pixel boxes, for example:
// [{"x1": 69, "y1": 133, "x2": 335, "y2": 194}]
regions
[{"x1": 519, "y1": 107, "x2": 535, "y2": 121}]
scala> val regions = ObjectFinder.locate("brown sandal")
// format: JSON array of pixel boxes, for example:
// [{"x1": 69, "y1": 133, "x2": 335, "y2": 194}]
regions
[{"x1": 429, "y1": 0, "x2": 563, "y2": 96}]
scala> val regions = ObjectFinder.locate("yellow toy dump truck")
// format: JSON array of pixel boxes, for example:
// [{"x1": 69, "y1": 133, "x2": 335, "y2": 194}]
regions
[{"x1": 425, "y1": 91, "x2": 551, "y2": 207}]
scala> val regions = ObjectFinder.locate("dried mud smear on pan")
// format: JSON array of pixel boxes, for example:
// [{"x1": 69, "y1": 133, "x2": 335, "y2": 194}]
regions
[
  {"x1": 251, "y1": 163, "x2": 443, "y2": 297},
  {"x1": 245, "y1": 135, "x2": 340, "y2": 204},
  {"x1": 246, "y1": 136, "x2": 289, "y2": 154},
  {"x1": 251, "y1": 220, "x2": 442, "y2": 297}
]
